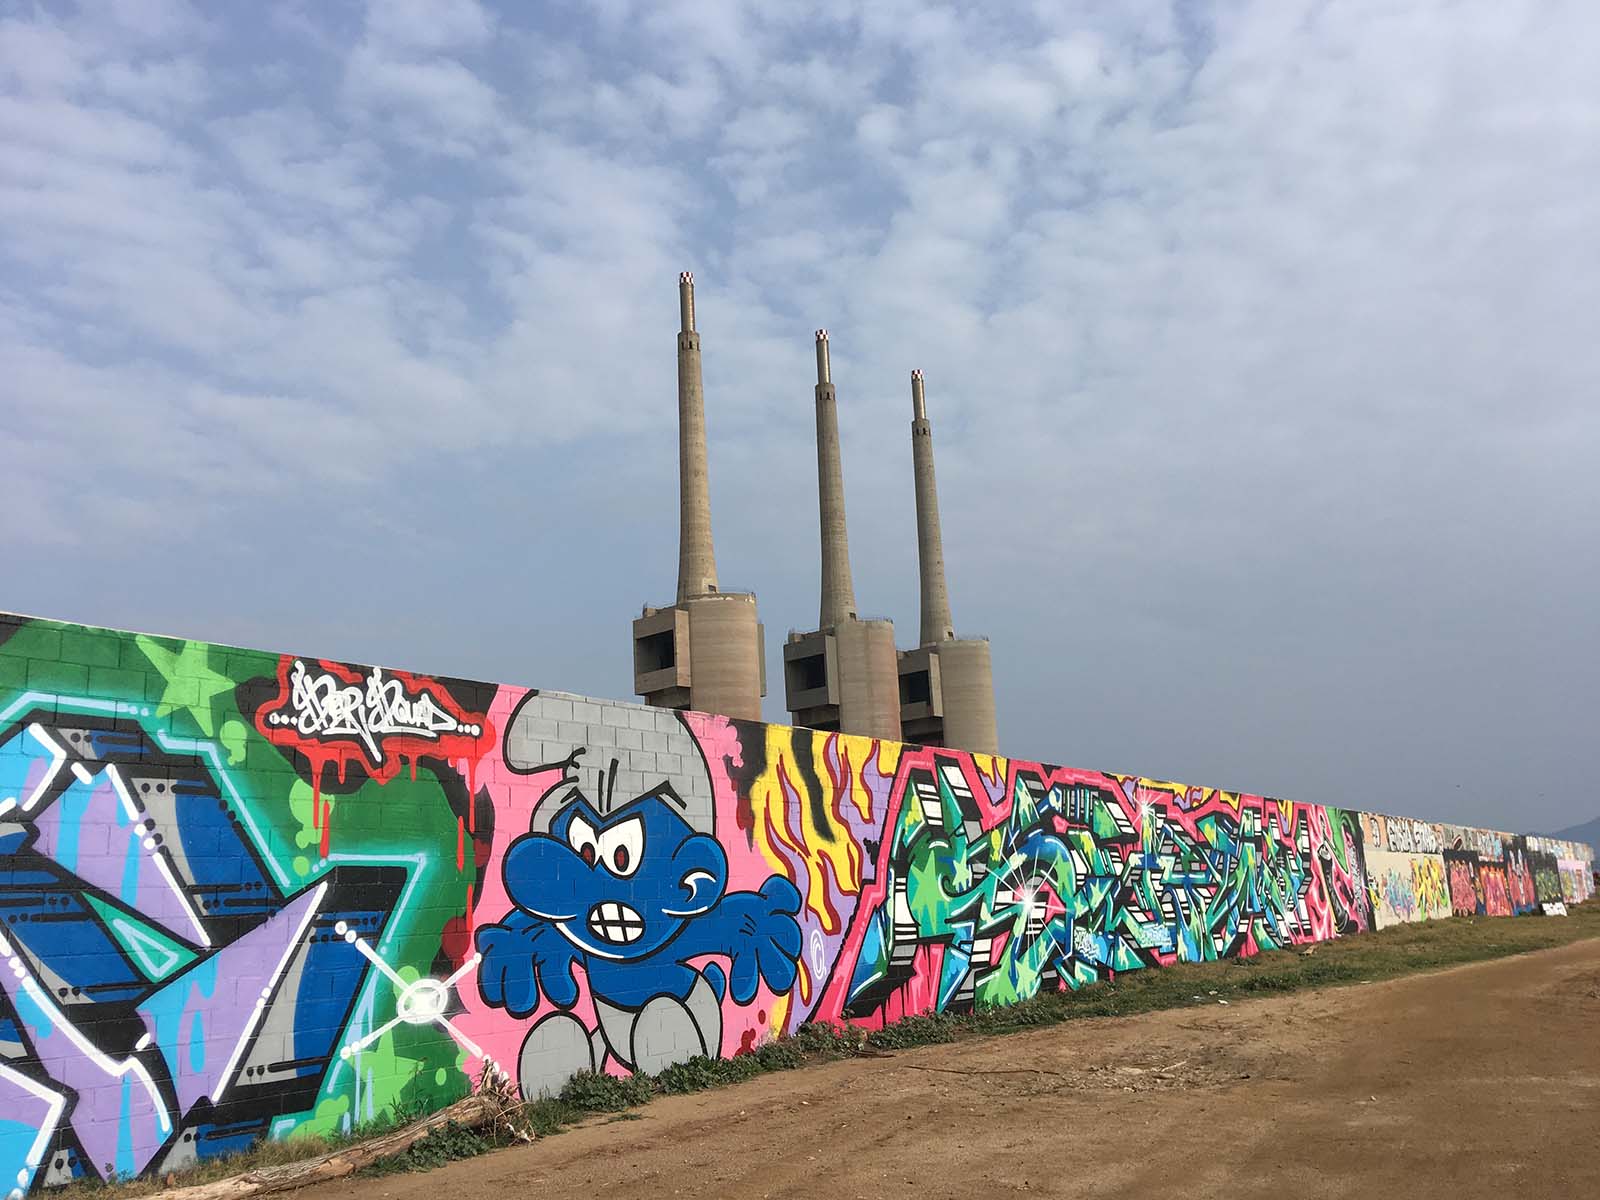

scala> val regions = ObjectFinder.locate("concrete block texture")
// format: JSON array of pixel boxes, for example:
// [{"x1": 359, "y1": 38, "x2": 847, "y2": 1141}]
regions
[{"x1": 502, "y1": 690, "x2": 716, "y2": 834}]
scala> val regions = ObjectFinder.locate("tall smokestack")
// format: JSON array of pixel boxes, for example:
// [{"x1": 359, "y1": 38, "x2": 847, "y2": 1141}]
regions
[
  {"x1": 676, "y1": 272, "x2": 718, "y2": 601},
  {"x1": 911, "y1": 370, "x2": 955, "y2": 644},
  {"x1": 636, "y1": 272, "x2": 765, "y2": 722},
  {"x1": 814, "y1": 330, "x2": 857, "y2": 627}
]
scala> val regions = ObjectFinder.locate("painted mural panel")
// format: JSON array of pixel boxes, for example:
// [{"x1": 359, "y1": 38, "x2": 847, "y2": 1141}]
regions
[
  {"x1": 1441, "y1": 848, "x2": 1517, "y2": 917},
  {"x1": 0, "y1": 613, "x2": 1590, "y2": 1193},
  {"x1": 1524, "y1": 836, "x2": 1595, "y2": 905},
  {"x1": 815, "y1": 762, "x2": 1371, "y2": 1025},
  {"x1": 1557, "y1": 858, "x2": 1594, "y2": 905},
  {"x1": 459, "y1": 697, "x2": 814, "y2": 1097},
  {"x1": 1443, "y1": 850, "x2": 1483, "y2": 917},
  {"x1": 0, "y1": 619, "x2": 496, "y2": 1192},
  {"x1": 1363, "y1": 849, "x2": 1451, "y2": 928},
  {"x1": 1357, "y1": 815, "x2": 1452, "y2": 928},
  {"x1": 1362, "y1": 812, "x2": 1445, "y2": 857}
]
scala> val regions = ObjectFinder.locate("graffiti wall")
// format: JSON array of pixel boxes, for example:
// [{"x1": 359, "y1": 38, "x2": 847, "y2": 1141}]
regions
[
  {"x1": 1363, "y1": 850, "x2": 1450, "y2": 928},
  {"x1": 0, "y1": 613, "x2": 1592, "y2": 1191},
  {"x1": 1557, "y1": 858, "x2": 1593, "y2": 905},
  {"x1": 1355, "y1": 814, "x2": 1452, "y2": 929}
]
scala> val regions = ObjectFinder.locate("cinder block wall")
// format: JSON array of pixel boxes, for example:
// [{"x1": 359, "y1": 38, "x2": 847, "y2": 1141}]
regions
[{"x1": 0, "y1": 611, "x2": 1592, "y2": 1191}]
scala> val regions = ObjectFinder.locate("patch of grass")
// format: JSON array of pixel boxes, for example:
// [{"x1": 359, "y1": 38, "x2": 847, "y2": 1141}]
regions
[
  {"x1": 865, "y1": 1011, "x2": 967, "y2": 1049},
  {"x1": 751, "y1": 1039, "x2": 805, "y2": 1071},
  {"x1": 40, "y1": 1140, "x2": 335, "y2": 1200},
  {"x1": 358, "y1": 1122, "x2": 491, "y2": 1178},
  {"x1": 39, "y1": 1088, "x2": 445, "y2": 1200},
  {"x1": 49, "y1": 903, "x2": 1600, "y2": 1195},
  {"x1": 653, "y1": 1053, "x2": 763, "y2": 1095},
  {"x1": 791, "y1": 1019, "x2": 867, "y2": 1057},
  {"x1": 522, "y1": 1099, "x2": 585, "y2": 1137},
  {"x1": 557, "y1": 1069, "x2": 655, "y2": 1111}
]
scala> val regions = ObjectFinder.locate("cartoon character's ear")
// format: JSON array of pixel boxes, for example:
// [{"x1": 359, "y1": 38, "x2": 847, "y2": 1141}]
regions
[{"x1": 666, "y1": 833, "x2": 728, "y2": 916}]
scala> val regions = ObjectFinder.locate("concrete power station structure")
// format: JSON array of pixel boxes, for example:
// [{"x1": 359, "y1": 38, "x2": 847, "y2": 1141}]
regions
[
  {"x1": 896, "y1": 368, "x2": 998, "y2": 752},
  {"x1": 631, "y1": 272, "x2": 766, "y2": 720},
  {"x1": 634, "y1": 273, "x2": 995, "y2": 753},
  {"x1": 783, "y1": 330, "x2": 903, "y2": 740}
]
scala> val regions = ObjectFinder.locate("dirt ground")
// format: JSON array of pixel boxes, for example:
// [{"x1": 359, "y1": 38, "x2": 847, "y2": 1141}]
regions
[{"x1": 304, "y1": 939, "x2": 1600, "y2": 1200}]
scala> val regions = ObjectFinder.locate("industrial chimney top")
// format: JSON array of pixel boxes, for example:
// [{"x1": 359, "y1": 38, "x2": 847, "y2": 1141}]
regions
[{"x1": 678, "y1": 271, "x2": 696, "y2": 333}]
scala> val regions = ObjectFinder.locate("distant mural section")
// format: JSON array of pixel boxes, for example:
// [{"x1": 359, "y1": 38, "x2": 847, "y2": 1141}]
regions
[
  {"x1": 0, "y1": 613, "x2": 1593, "y2": 1191},
  {"x1": 1360, "y1": 814, "x2": 1451, "y2": 928}
]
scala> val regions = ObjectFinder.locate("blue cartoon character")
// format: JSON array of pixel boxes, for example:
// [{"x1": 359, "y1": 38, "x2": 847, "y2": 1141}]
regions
[{"x1": 477, "y1": 696, "x2": 802, "y2": 1097}]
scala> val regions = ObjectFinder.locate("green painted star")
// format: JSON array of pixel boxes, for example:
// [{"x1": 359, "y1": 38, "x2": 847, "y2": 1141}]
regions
[{"x1": 138, "y1": 635, "x2": 237, "y2": 738}]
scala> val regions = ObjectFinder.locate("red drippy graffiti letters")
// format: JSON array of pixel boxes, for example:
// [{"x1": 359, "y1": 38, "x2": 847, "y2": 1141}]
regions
[
  {"x1": 255, "y1": 658, "x2": 495, "y2": 853},
  {"x1": 257, "y1": 657, "x2": 495, "y2": 778}
]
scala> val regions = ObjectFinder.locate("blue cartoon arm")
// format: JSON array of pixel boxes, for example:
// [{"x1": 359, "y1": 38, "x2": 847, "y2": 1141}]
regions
[
  {"x1": 673, "y1": 876, "x2": 803, "y2": 1004},
  {"x1": 475, "y1": 910, "x2": 583, "y2": 1015}
]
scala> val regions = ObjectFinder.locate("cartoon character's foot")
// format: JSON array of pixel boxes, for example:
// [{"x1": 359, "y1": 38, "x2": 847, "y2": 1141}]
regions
[
  {"x1": 629, "y1": 973, "x2": 724, "y2": 1074},
  {"x1": 517, "y1": 1012, "x2": 601, "y2": 1099}
]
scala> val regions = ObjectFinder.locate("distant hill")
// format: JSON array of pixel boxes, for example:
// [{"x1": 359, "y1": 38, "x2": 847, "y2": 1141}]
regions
[{"x1": 1545, "y1": 814, "x2": 1600, "y2": 854}]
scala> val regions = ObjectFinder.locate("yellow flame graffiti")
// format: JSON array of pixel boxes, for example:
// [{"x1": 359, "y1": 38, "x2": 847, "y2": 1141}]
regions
[{"x1": 746, "y1": 728, "x2": 903, "y2": 1014}]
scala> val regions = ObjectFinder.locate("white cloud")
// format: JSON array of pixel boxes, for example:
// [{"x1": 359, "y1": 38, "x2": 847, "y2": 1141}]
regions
[
  {"x1": 96, "y1": 55, "x2": 207, "y2": 115},
  {"x1": 366, "y1": 0, "x2": 495, "y2": 53},
  {"x1": 103, "y1": 0, "x2": 208, "y2": 44},
  {"x1": 0, "y1": 15, "x2": 90, "y2": 93},
  {"x1": 209, "y1": 105, "x2": 384, "y2": 213},
  {"x1": 2, "y1": 0, "x2": 1599, "y2": 829},
  {"x1": 343, "y1": 44, "x2": 502, "y2": 152}
]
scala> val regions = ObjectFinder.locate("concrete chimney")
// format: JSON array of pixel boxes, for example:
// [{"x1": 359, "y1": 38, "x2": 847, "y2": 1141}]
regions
[
  {"x1": 786, "y1": 327, "x2": 900, "y2": 741},
  {"x1": 814, "y1": 329, "x2": 857, "y2": 627},
  {"x1": 911, "y1": 369, "x2": 955, "y2": 644},
  {"x1": 637, "y1": 272, "x2": 765, "y2": 721},
  {"x1": 898, "y1": 368, "x2": 998, "y2": 753},
  {"x1": 676, "y1": 271, "x2": 719, "y2": 602}
]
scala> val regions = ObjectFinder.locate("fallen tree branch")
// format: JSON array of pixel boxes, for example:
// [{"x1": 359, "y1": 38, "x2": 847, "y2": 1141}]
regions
[{"x1": 158, "y1": 1094, "x2": 505, "y2": 1200}]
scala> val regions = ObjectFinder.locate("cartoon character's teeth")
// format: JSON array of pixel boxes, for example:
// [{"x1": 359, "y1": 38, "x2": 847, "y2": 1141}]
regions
[{"x1": 587, "y1": 902, "x2": 646, "y2": 944}]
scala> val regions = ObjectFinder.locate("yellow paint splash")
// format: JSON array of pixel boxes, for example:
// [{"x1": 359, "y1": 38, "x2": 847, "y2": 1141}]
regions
[
  {"x1": 970, "y1": 752, "x2": 1007, "y2": 794},
  {"x1": 769, "y1": 990, "x2": 791, "y2": 1036},
  {"x1": 747, "y1": 726, "x2": 883, "y2": 938}
]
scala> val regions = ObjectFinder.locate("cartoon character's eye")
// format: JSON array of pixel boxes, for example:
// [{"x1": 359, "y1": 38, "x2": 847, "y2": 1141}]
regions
[
  {"x1": 596, "y1": 816, "x2": 644, "y2": 878},
  {"x1": 567, "y1": 812, "x2": 599, "y2": 867}
]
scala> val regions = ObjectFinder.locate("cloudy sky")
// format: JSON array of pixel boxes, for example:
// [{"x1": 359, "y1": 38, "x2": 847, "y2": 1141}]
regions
[{"x1": 2, "y1": 0, "x2": 1597, "y2": 833}]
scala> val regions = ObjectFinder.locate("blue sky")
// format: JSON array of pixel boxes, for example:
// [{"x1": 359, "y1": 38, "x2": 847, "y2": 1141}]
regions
[{"x1": 2, "y1": 0, "x2": 1597, "y2": 832}]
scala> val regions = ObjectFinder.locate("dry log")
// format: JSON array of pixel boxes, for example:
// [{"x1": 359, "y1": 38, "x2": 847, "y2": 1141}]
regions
[{"x1": 159, "y1": 1094, "x2": 502, "y2": 1200}]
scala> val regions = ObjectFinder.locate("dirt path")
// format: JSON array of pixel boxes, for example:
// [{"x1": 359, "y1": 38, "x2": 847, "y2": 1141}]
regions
[{"x1": 305, "y1": 940, "x2": 1600, "y2": 1199}]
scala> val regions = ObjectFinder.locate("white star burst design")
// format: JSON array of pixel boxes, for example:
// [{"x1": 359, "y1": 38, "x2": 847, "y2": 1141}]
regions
[{"x1": 336, "y1": 922, "x2": 485, "y2": 1062}]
